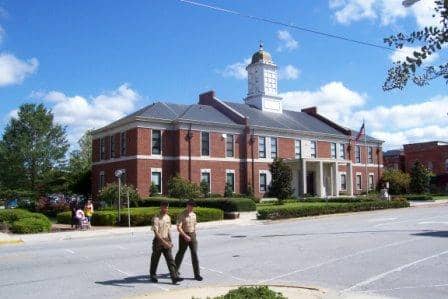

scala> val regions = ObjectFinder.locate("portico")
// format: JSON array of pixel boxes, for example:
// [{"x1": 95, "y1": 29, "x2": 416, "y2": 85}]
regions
[{"x1": 288, "y1": 158, "x2": 353, "y2": 198}]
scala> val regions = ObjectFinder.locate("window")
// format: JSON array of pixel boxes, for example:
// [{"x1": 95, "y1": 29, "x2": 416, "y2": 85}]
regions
[
  {"x1": 99, "y1": 172, "x2": 105, "y2": 190},
  {"x1": 331, "y1": 143, "x2": 337, "y2": 159},
  {"x1": 100, "y1": 138, "x2": 106, "y2": 160},
  {"x1": 151, "y1": 171, "x2": 162, "y2": 194},
  {"x1": 356, "y1": 174, "x2": 362, "y2": 190},
  {"x1": 201, "y1": 132, "x2": 210, "y2": 156},
  {"x1": 120, "y1": 132, "x2": 126, "y2": 156},
  {"x1": 339, "y1": 144, "x2": 345, "y2": 160},
  {"x1": 445, "y1": 159, "x2": 448, "y2": 173},
  {"x1": 120, "y1": 170, "x2": 127, "y2": 185},
  {"x1": 295, "y1": 140, "x2": 301, "y2": 159},
  {"x1": 258, "y1": 136, "x2": 266, "y2": 158},
  {"x1": 152, "y1": 130, "x2": 161, "y2": 155},
  {"x1": 368, "y1": 147, "x2": 373, "y2": 163},
  {"x1": 226, "y1": 172, "x2": 235, "y2": 192},
  {"x1": 271, "y1": 137, "x2": 277, "y2": 159},
  {"x1": 226, "y1": 134, "x2": 234, "y2": 157},
  {"x1": 110, "y1": 135, "x2": 115, "y2": 158},
  {"x1": 310, "y1": 141, "x2": 317, "y2": 158},
  {"x1": 201, "y1": 171, "x2": 211, "y2": 192},
  {"x1": 369, "y1": 174, "x2": 374, "y2": 190},
  {"x1": 259, "y1": 173, "x2": 267, "y2": 192},
  {"x1": 340, "y1": 174, "x2": 347, "y2": 190},
  {"x1": 355, "y1": 145, "x2": 361, "y2": 163}
]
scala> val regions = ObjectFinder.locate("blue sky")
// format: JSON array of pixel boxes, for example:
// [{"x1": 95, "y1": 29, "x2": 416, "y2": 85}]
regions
[{"x1": 0, "y1": 0, "x2": 447, "y2": 149}]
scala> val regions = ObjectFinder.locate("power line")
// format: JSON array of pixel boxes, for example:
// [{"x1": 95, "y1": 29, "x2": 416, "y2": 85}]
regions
[{"x1": 179, "y1": 0, "x2": 394, "y2": 52}]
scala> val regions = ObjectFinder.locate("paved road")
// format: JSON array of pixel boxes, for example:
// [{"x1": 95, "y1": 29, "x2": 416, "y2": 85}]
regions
[{"x1": 1, "y1": 205, "x2": 447, "y2": 299}]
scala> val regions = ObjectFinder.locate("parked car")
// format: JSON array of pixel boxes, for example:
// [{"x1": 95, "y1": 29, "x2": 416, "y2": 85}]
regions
[{"x1": 5, "y1": 198, "x2": 18, "y2": 209}]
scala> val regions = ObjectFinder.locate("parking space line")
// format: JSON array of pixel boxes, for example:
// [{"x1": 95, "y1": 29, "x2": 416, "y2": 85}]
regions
[
  {"x1": 343, "y1": 249, "x2": 448, "y2": 292},
  {"x1": 64, "y1": 249, "x2": 75, "y2": 254},
  {"x1": 356, "y1": 283, "x2": 448, "y2": 293}
]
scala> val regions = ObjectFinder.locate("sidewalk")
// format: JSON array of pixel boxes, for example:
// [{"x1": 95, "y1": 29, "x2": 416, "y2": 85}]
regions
[
  {"x1": 409, "y1": 199, "x2": 448, "y2": 207},
  {"x1": 0, "y1": 212, "x2": 259, "y2": 245}
]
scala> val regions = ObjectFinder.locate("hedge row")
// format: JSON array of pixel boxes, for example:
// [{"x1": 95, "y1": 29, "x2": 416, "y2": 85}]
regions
[
  {"x1": 0, "y1": 209, "x2": 52, "y2": 234},
  {"x1": 403, "y1": 195, "x2": 434, "y2": 201},
  {"x1": 137, "y1": 197, "x2": 256, "y2": 212},
  {"x1": 57, "y1": 207, "x2": 223, "y2": 226},
  {"x1": 257, "y1": 199, "x2": 410, "y2": 220}
]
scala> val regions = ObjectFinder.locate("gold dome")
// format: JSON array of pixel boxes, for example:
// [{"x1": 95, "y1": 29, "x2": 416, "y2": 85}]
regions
[{"x1": 251, "y1": 44, "x2": 272, "y2": 64}]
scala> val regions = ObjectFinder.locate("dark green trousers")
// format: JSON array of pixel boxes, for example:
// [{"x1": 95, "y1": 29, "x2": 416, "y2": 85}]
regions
[
  {"x1": 149, "y1": 238, "x2": 178, "y2": 279},
  {"x1": 175, "y1": 232, "x2": 200, "y2": 277}
]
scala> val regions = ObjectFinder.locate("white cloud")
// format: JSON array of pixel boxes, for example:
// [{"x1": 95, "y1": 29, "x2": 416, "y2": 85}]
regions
[
  {"x1": 28, "y1": 84, "x2": 141, "y2": 144},
  {"x1": 330, "y1": 0, "x2": 441, "y2": 28},
  {"x1": 280, "y1": 82, "x2": 448, "y2": 149},
  {"x1": 218, "y1": 58, "x2": 250, "y2": 80},
  {"x1": 277, "y1": 30, "x2": 298, "y2": 52},
  {"x1": 389, "y1": 45, "x2": 439, "y2": 63},
  {"x1": 279, "y1": 65, "x2": 300, "y2": 80},
  {"x1": 0, "y1": 53, "x2": 39, "y2": 86}
]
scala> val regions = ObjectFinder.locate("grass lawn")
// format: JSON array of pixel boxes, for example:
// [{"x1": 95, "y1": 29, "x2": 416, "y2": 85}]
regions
[{"x1": 432, "y1": 195, "x2": 448, "y2": 200}]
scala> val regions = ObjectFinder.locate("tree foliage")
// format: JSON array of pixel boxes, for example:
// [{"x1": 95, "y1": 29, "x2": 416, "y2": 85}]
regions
[
  {"x1": 97, "y1": 183, "x2": 140, "y2": 208},
  {"x1": 0, "y1": 104, "x2": 68, "y2": 193},
  {"x1": 410, "y1": 161, "x2": 432, "y2": 194},
  {"x1": 269, "y1": 158, "x2": 293, "y2": 204},
  {"x1": 167, "y1": 174, "x2": 200, "y2": 199},
  {"x1": 67, "y1": 130, "x2": 92, "y2": 196},
  {"x1": 384, "y1": 1, "x2": 448, "y2": 90},
  {"x1": 380, "y1": 169, "x2": 411, "y2": 195}
]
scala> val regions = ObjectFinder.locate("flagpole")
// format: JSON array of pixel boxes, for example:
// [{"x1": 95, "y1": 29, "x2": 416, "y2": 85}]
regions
[{"x1": 364, "y1": 120, "x2": 368, "y2": 196}]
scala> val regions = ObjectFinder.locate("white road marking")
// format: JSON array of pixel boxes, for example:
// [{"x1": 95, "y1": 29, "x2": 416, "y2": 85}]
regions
[
  {"x1": 115, "y1": 245, "x2": 127, "y2": 250},
  {"x1": 356, "y1": 283, "x2": 448, "y2": 293},
  {"x1": 418, "y1": 221, "x2": 448, "y2": 225},
  {"x1": 343, "y1": 249, "x2": 448, "y2": 292},
  {"x1": 368, "y1": 218, "x2": 397, "y2": 223},
  {"x1": 193, "y1": 263, "x2": 245, "y2": 281},
  {"x1": 105, "y1": 262, "x2": 131, "y2": 276},
  {"x1": 64, "y1": 249, "x2": 75, "y2": 254},
  {"x1": 256, "y1": 238, "x2": 419, "y2": 284}
]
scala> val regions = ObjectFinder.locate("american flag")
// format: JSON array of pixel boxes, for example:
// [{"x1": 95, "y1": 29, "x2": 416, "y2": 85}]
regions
[{"x1": 355, "y1": 122, "x2": 365, "y2": 142}]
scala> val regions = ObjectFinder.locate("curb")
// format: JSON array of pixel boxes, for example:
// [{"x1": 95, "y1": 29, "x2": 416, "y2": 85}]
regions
[{"x1": 0, "y1": 239, "x2": 23, "y2": 245}]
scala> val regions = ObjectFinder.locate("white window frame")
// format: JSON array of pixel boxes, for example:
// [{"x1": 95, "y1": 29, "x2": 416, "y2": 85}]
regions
[
  {"x1": 355, "y1": 145, "x2": 361, "y2": 163},
  {"x1": 368, "y1": 147, "x2": 373, "y2": 164},
  {"x1": 310, "y1": 140, "x2": 317, "y2": 158},
  {"x1": 151, "y1": 168, "x2": 162, "y2": 194},
  {"x1": 258, "y1": 170, "x2": 272, "y2": 193},
  {"x1": 258, "y1": 136, "x2": 266, "y2": 158},
  {"x1": 226, "y1": 134, "x2": 235, "y2": 158},
  {"x1": 369, "y1": 172, "x2": 375, "y2": 190},
  {"x1": 200, "y1": 131, "x2": 210, "y2": 157},
  {"x1": 339, "y1": 143, "x2": 346, "y2": 160},
  {"x1": 151, "y1": 129, "x2": 162, "y2": 156},
  {"x1": 295, "y1": 139, "x2": 301, "y2": 159},
  {"x1": 340, "y1": 172, "x2": 347, "y2": 191},
  {"x1": 200, "y1": 169, "x2": 211, "y2": 193},
  {"x1": 330, "y1": 142, "x2": 337, "y2": 159},
  {"x1": 356, "y1": 173, "x2": 362, "y2": 190},
  {"x1": 226, "y1": 169, "x2": 235, "y2": 192},
  {"x1": 100, "y1": 137, "x2": 106, "y2": 160},
  {"x1": 99, "y1": 171, "x2": 105, "y2": 190},
  {"x1": 270, "y1": 137, "x2": 278, "y2": 159}
]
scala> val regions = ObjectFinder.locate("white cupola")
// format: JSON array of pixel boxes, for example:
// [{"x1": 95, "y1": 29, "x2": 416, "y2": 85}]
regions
[{"x1": 245, "y1": 44, "x2": 283, "y2": 113}]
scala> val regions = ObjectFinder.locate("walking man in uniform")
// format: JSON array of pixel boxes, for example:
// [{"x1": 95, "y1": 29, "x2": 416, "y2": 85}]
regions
[
  {"x1": 175, "y1": 199, "x2": 203, "y2": 281},
  {"x1": 149, "y1": 201, "x2": 183, "y2": 284}
]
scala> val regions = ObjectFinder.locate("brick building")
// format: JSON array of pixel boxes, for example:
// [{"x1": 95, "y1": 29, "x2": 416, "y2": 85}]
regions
[{"x1": 92, "y1": 46, "x2": 384, "y2": 199}]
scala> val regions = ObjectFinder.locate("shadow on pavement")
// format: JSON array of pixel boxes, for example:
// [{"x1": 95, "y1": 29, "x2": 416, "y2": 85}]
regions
[
  {"x1": 95, "y1": 274, "x2": 174, "y2": 287},
  {"x1": 412, "y1": 231, "x2": 448, "y2": 238},
  {"x1": 259, "y1": 229, "x2": 434, "y2": 238}
]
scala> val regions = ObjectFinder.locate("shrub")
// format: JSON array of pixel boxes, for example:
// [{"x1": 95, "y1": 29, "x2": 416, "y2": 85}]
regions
[
  {"x1": 213, "y1": 286, "x2": 286, "y2": 299},
  {"x1": 224, "y1": 183, "x2": 234, "y2": 198},
  {"x1": 410, "y1": 161, "x2": 432, "y2": 194},
  {"x1": 298, "y1": 197, "x2": 376, "y2": 203},
  {"x1": 57, "y1": 207, "x2": 223, "y2": 226},
  {"x1": 98, "y1": 183, "x2": 140, "y2": 208},
  {"x1": 0, "y1": 209, "x2": 49, "y2": 225},
  {"x1": 149, "y1": 182, "x2": 160, "y2": 197},
  {"x1": 404, "y1": 194, "x2": 434, "y2": 201},
  {"x1": 136, "y1": 197, "x2": 257, "y2": 212},
  {"x1": 200, "y1": 180, "x2": 210, "y2": 198},
  {"x1": 167, "y1": 175, "x2": 200, "y2": 199},
  {"x1": 269, "y1": 158, "x2": 294, "y2": 204},
  {"x1": 10, "y1": 217, "x2": 52, "y2": 234},
  {"x1": 380, "y1": 169, "x2": 411, "y2": 195},
  {"x1": 257, "y1": 199, "x2": 410, "y2": 220},
  {"x1": 35, "y1": 197, "x2": 70, "y2": 217}
]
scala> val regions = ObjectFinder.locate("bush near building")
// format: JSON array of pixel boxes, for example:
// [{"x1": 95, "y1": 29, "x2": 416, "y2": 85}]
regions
[
  {"x1": 136, "y1": 197, "x2": 256, "y2": 212},
  {"x1": 97, "y1": 183, "x2": 140, "y2": 208},
  {"x1": 0, "y1": 209, "x2": 52, "y2": 234},
  {"x1": 257, "y1": 199, "x2": 410, "y2": 220},
  {"x1": 410, "y1": 161, "x2": 432, "y2": 194},
  {"x1": 168, "y1": 175, "x2": 200, "y2": 199},
  {"x1": 57, "y1": 207, "x2": 223, "y2": 226},
  {"x1": 380, "y1": 169, "x2": 411, "y2": 195}
]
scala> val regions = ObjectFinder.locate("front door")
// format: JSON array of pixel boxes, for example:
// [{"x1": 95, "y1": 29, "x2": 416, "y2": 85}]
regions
[{"x1": 306, "y1": 172, "x2": 315, "y2": 196}]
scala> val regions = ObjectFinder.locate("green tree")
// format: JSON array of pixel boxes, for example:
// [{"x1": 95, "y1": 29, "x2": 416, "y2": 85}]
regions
[
  {"x1": 67, "y1": 130, "x2": 92, "y2": 196},
  {"x1": 410, "y1": 161, "x2": 432, "y2": 194},
  {"x1": 167, "y1": 174, "x2": 200, "y2": 199},
  {"x1": 200, "y1": 180, "x2": 210, "y2": 198},
  {"x1": 384, "y1": 1, "x2": 447, "y2": 90},
  {"x1": 149, "y1": 182, "x2": 159, "y2": 197},
  {"x1": 98, "y1": 183, "x2": 140, "y2": 207},
  {"x1": 380, "y1": 169, "x2": 411, "y2": 195},
  {"x1": 0, "y1": 104, "x2": 68, "y2": 193},
  {"x1": 269, "y1": 158, "x2": 293, "y2": 204},
  {"x1": 224, "y1": 182, "x2": 234, "y2": 198}
]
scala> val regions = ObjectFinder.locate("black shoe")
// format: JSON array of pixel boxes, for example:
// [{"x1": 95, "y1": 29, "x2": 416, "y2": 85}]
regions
[
  {"x1": 195, "y1": 275, "x2": 203, "y2": 281},
  {"x1": 171, "y1": 277, "x2": 183, "y2": 285},
  {"x1": 150, "y1": 277, "x2": 158, "y2": 283}
]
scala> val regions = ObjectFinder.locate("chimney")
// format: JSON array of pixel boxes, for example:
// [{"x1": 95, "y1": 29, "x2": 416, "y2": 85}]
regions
[
  {"x1": 199, "y1": 90, "x2": 215, "y2": 105},
  {"x1": 301, "y1": 107, "x2": 317, "y2": 115}
]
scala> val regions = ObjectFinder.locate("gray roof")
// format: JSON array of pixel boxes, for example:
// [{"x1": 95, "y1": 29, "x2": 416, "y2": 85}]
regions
[{"x1": 383, "y1": 149, "x2": 403, "y2": 157}]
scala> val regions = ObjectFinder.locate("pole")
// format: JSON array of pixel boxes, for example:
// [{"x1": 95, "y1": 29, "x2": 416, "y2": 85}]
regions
[
  {"x1": 127, "y1": 190, "x2": 131, "y2": 232},
  {"x1": 118, "y1": 177, "x2": 121, "y2": 223}
]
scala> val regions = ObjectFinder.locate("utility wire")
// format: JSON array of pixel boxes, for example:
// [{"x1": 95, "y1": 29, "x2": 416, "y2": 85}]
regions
[{"x1": 179, "y1": 0, "x2": 394, "y2": 52}]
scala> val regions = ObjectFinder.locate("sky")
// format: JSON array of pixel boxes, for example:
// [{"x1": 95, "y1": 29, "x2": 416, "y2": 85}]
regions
[{"x1": 0, "y1": 0, "x2": 447, "y2": 150}]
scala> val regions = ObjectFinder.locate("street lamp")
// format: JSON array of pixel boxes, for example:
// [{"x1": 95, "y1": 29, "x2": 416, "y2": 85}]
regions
[{"x1": 115, "y1": 169, "x2": 124, "y2": 223}]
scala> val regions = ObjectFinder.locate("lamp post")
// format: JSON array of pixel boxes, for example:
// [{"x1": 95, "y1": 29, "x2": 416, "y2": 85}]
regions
[{"x1": 115, "y1": 169, "x2": 124, "y2": 223}]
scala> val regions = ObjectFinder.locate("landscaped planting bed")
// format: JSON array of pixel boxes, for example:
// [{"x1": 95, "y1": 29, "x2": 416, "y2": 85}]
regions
[
  {"x1": 257, "y1": 199, "x2": 410, "y2": 220},
  {"x1": 0, "y1": 209, "x2": 52, "y2": 234},
  {"x1": 57, "y1": 207, "x2": 223, "y2": 226},
  {"x1": 136, "y1": 197, "x2": 256, "y2": 212}
]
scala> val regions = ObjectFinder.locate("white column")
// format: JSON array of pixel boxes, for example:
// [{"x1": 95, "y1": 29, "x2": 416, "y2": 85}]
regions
[
  {"x1": 301, "y1": 159, "x2": 307, "y2": 195},
  {"x1": 317, "y1": 161, "x2": 324, "y2": 197},
  {"x1": 333, "y1": 162, "x2": 340, "y2": 197},
  {"x1": 347, "y1": 162, "x2": 354, "y2": 196}
]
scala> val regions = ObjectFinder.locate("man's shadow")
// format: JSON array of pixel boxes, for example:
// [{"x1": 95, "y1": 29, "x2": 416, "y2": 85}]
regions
[{"x1": 95, "y1": 274, "x2": 195, "y2": 287}]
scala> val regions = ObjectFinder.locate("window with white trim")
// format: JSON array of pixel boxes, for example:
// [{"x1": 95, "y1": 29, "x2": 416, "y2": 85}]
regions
[
  {"x1": 226, "y1": 134, "x2": 234, "y2": 157},
  {"x1": 99, "y1": 172, "x2": 105, "y2": 190},
  {"x1": 152, "y1": 130, "x2": 161, "y2": 155},
  {"x1": 331, "y1": 142, "x2": 337, "y2": 159},
  {"x1": 258, "y1": 136, "x2": 266, "y2": 158},
  {"x1": 151, "y1": 171, "x2": 162, "y2": 194},
  {"x1": 355, "y1": 145, "x2": 361, "y2": 163},
  {"x1": 110, "y1": 135, "x2": 115, "y2": 158},
  {"x1": 201, "y1": 132, "x2": 210, "y2": 156},
  {"x1": 356, "y1": 174, "x2": 362, "y2": 190},
  {"x1": 339, "y1": 143, "x2": 345, "y2": 160},
  {"x1": 295, "y1": 140, "x2": 301, "y2": 159},
  {"x1": 369, "y1": 174, "x2": 374, "y2": 190},
  {"x1": 259, "y1": 173, "x2": 267, "y2": 192},
  {"x1": 368, "y1": 147, "x2": 373, "y2": 163},
  {"x1": 226, "y1": 172, "x2": 235, "y2": 192},
  {"x1": 340, "y1": 174, "x2": 347, "y2": 190},
  {"x1": 120, "y1": 132, "x2": 126, "y2": 156},
  {"x1": 270, "y1": 137, "x2": 277, "y2": 159},
  {"x1": 100, "y1": 138, "x2": 106, "y2": 160},
  {"x1": 201, "y1": 171, "x2": 211, "y2": 193},
  {"x1": 310, "y1": 141, "x2": 317, "y2": 158}
]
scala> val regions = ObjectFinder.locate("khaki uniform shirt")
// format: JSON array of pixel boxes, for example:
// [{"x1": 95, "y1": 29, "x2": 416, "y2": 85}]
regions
[
  {"x1": 152, "y1": 213, "x2": 171, "y2": 239},
  {"x1": 177, "y1": 210, "x2": 197, "y2": 233}
]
